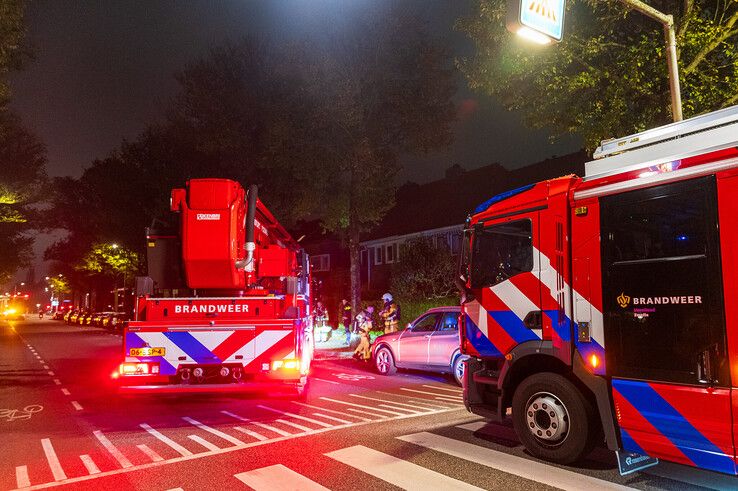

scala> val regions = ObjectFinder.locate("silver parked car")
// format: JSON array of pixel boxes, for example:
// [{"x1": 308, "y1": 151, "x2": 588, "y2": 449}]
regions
[{"x1": 371, "y1": 306, "x2": 467, "y2": 385}]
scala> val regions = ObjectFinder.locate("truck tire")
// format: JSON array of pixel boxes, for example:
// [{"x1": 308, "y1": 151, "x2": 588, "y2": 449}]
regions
[
  {"x1": 295, "y1": 377, "x2": 310, "y2": 401},
  {"x1": 512, "y1": 372, "x2": 597, "y2": 465},
  {"x1": 374, "y1": 346, "x2": 397, "y2": 375}
]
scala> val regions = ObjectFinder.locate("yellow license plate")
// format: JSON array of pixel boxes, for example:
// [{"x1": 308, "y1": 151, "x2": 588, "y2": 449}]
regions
[{"x1": 129, "y1": 347, "x2": 166, "y2": 357}]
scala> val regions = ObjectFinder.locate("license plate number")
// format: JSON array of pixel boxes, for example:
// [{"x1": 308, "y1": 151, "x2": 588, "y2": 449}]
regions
[{"x1": 129, "y1": 347, "x2": 166, "y2": 357}]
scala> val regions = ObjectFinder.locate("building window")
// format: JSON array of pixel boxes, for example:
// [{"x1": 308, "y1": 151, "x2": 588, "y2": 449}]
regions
[
  {"x1": 450, "y1": 232, "x2": 461, "y2": 254},
  {"x1": 311, "y1": 254, "x2": 330, "y2": 272},
  {"x1": 385, "y1": 243, "x2": 396, "y2": 263},
  {"x1": 374, "y1": 246, "x2": 383, "y2": 265}
]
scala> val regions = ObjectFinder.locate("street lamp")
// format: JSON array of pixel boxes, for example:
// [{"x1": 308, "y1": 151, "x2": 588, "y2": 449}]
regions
[
  {"x1": 111, "y1": 243, "x2": 119, "y2": 249},
  {"x1": 508, "y1": 0, "x2": 683, "y2": 122}
]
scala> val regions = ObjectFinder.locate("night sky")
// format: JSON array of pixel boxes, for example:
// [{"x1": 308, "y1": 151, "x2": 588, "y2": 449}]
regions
[{"x1": 10, "y1": 0, "x2": 580, "y2": 185}]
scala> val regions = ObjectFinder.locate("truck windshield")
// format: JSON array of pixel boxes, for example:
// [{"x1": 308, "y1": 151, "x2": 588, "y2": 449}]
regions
[{"x1": 470, "y1": 219, "x2": 533, "y2": 289}]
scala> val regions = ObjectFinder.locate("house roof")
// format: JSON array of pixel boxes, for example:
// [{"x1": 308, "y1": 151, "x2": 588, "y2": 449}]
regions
[{"x1": 364, "y1": 150, "x2": 588, "y2": 241}]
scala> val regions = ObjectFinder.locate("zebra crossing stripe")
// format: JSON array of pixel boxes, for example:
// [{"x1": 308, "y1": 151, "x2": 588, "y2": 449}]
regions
[
  {"x1": 79, "y1": 454, "x2": 100, "y2": 475},
  {"x1": 250, "y1": 421, "x2": 292, "y2": 437},
  {"x1": 93, "y1": 430, "x2": 133, "y2": 468},
  {"x1": 274, "y1": 419, "x2": 314, "y2": 433},
  {"x1": 235, "y1": 464, "x2": 330, "y2": 491},
  {"x1": 140, "y1": 423, "x2": 193, "y2": 457},
  {"x1": 325, "y1": 445, "x2": 482, "y2": 490},
  {"x1": 400, "y1": 388, "x2": 463, "y2": 399},
  {"x1": 234, "y1": 426, "x2": 268, "y2": 441},
  {"x1": 398, "y1": 432, "x2": 636, "y2": 491},
  {"x1": 319, "y1": 397, "x2": 406, "y2": 416},
  {"x1": 182, "y1": 417, "x2": 245, "y2": 446},
  {"x1": 256, "y1": 405, "x2": 333, "y2": 428},
  {"x1": 15, "y1": 465, "x2": 30, "y2": 489},
  {"x1": 292, "y1": 402, "x2": 373, "y2": 422},
  {"x1": 348, "y1": 394, "x2": 428, "y2": 413},
  {"x1": 41, "y1": 439, "x2": 67, "y2": 481},
  {"x1": 311, "y1": 413, "x2": 351, "y2": 424},
  {"x1": 188, "y1": 434, "x2": 220, "y2": 451},
  {"x1": 137, "y1": 444, "x2": 164, "y2": 462},
  {"x1": 421, "y1": 384, "x2": 462, "y2": 393}
]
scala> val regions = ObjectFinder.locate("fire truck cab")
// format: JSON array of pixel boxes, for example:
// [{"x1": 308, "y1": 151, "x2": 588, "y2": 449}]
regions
[{"x1": 460, "y1": 105, "x2": 738, "y2": 475}]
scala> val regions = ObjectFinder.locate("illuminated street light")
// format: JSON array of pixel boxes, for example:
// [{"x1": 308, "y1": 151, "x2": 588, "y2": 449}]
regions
[
  {"x1": 45, "y1": 276, "x2": 50, "y2": 280},
  {"x1": 111, "y1": 243, "x2": 119, "y2": 249}
]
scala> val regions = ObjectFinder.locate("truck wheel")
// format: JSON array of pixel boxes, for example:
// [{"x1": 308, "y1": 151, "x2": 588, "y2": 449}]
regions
[
  {"x1": 375, "y1": 347, "x2": 397, "y2": 375},
  {"x1": 512, "y1": 372, "x2": 597, "y2": 465},
  {"x1": 452, "y1": 354, "x2": 465, "y2": 386}
]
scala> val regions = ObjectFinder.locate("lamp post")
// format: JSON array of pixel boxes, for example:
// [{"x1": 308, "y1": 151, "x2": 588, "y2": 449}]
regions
[{"x1": 620, "y1": 0, "x2": 682, "y2": 121}]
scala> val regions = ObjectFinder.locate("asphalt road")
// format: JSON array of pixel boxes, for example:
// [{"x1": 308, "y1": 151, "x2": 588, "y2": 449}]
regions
[{"x1": 1, "y1": 318, "x2": 736, "y2": 491}]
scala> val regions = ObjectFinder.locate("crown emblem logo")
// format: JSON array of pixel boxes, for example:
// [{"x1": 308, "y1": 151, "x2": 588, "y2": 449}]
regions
[{"x1": 617, "y1": 292, "x2": 631, "y2": 309}]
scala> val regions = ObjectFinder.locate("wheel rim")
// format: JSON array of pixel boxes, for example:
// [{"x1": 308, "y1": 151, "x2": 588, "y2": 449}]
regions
[
  {"x1": 376, "y1": 349, "x2": 391, "y2": 374},
  {"x1": 524, "y1": 392, "x2": 570, "y2": 447},
  {"x1": 454, "y1": 357, "x2": 464, "y2": 384}
]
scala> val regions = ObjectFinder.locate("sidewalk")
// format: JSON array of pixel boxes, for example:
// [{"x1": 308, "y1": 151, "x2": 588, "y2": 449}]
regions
[{"x1": 314, "y1": 329, "x2": 355, "y2": 360}]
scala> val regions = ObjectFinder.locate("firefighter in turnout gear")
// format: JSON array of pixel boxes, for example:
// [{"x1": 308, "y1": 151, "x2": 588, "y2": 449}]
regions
[
  {"x1": 353, "y1": 306, "x2": 374, "y2": 361},
  {"x1": 379, "y1": 293, "x2": 399, "y2": 334},
  {"x1": 340, "y1": 298, "x2": 352, "y2": 342}
]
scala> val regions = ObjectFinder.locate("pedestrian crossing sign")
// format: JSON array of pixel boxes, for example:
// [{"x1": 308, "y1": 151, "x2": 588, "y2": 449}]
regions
[{"x1": 507, "y1": 0, "x2": 566, "y2": 43}]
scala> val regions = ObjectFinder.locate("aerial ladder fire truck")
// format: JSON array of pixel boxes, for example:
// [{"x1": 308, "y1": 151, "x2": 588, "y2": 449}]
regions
[
  {"x1": 460, "y1": 104, "x2": 738, "y2": 475},
  {"x1": 115, "y1": 178, "x2": 312, "y2": 397}
]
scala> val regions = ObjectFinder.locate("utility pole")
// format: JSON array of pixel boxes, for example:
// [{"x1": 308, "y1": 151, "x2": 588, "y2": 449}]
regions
[{"x1": 620, "y1": 0, "x2": 683, "y2": 121}]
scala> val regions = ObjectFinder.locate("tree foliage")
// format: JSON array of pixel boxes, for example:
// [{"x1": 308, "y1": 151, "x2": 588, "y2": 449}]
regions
[
  {"x1": 77, "y1": 243, "x2": 139, "y2": 280},
  {"x1": 458, "y1": 0, "x2": 738, "y2": 148},
  {"x1": 391, "y1": 238, "x2": 457, "y2": 301},
  {"x1": 0, "y1": 111, "x2": 47, "y2": 284}
]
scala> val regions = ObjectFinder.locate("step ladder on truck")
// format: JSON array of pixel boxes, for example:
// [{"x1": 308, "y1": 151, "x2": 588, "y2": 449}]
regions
[{"x1": 459, "y1": 104, "x2": 738, "y2": 475}]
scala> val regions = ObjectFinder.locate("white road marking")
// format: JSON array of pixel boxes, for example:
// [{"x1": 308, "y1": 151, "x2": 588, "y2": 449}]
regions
[
  {"x1": 235, "y1": 463, "x2": 330, "y2": 491},
  {"x1": 375, "y1": 391, "x2": 454, "y2": 408},
  {"x1": 61, "y1": 388, "x2": 70, "y2": 396},
  {"x1": 275, "y1": 419, "x2": 313, "y2": 433},
  {"x1": 292, "y1": 402, "x2": 372, "y2": 422},
  {"x1": 41, "y1": 438, "x2": 67, "y2": 481},
  {"x1": 350, "y1": 393, "x2": 434, "y2": 411},
  {"x1": 406, "y1": 399, "x2": 454, "y2": 409},
  {"x1": 398, "y1": 432, "x2": 635, "y2": 491},
  {"x1": 250, "y1": 421, "x2": 293, "y2": 437},
  {"x1": 188, "y1": 434, "x2": 220, "y2": 451},
  {"x1": 435, "y1": 396, "x2": 464, "y2": 403},
  {"x1": 15, "y1": 465, "x2": 30, "y2": 488},
  {"x1": 9, "y1": 405, "x2": 463, "y2": 490},
  {"x1": 182, "y1": 417, "x2": 244, "y2": 446},
  {"x1": 71, "y1": 401, "x2": 83, "y2": 411},
  {"x1": 43, "y1": 365, "x2": 49, "y2": 370},
  {"x1": 311, "y1": 413, "x2": 351, "y2": 424},
  {"x1": 52, "y1": 379, "x2": 61, "y2": 386},
  {"x1": 220, "y1": 410, "x2": 249, "y2": 422},
  {"x1": 136, "y1": 444, "x2": 164, "y2": 462},
  {"x1": 400, "y1": 388, "x2": 462, "y2": 399},
  {"x1": 79, "y1": 454, "x2": 100, "y2": 475},
  {"x1": 93, "y1": 430, "x2": 132, "y2": 468},
  {"x1": 165, "y1": 488, "x2": 184, "y2": 491},
  {"x1": 140, "y1": 423, "x2": 193, "y2": 457},
  {"x1": 379, "y1": 404, "x2": 423, "y2": 414},
  {"x1": 256, "y1": 405, "x2": 333, "y2": 428},
  {"x1": 313, "y1": 377, "x2": 341, "y2": 385},
  {"x1": 233, "y1": 426, "x2": 268, "y2": 441},
  {"x1": 47, "y1": 371, "x2": 54, "y2": 376},
  {"x1": 325, "y1": 445, "x2": 482, "y2": 490},
  {"x1": 346, "y1": 407, "x2": 388, "y2": 419},
  {"x1": 319, "y1": 397, "x2": 406, "y2": 416},
  {"x1": 421, "y1": 384, "x2": 462, "y2": 393}
]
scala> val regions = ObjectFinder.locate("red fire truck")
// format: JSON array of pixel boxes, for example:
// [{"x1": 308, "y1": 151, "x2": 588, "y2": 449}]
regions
[
  {"x1": 460, "y1": 105, "x2": 738, "y2": 475},
  {"x1": 115, "y1": 179, "x2": 312, "y2": 397}
]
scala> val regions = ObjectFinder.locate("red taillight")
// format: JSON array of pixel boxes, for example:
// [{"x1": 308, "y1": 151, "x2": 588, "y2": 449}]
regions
[{"x1": 119, "y1": 362, "x2": 159, "y2": 375}]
